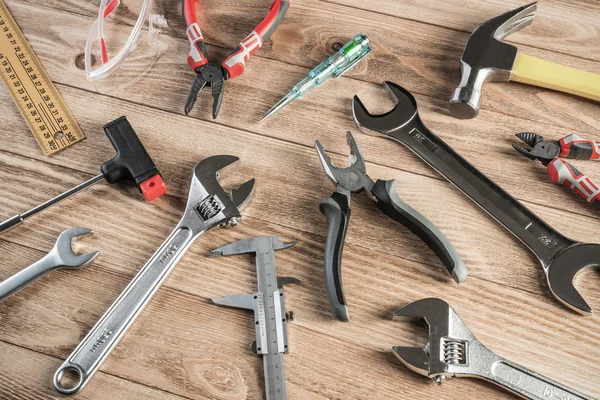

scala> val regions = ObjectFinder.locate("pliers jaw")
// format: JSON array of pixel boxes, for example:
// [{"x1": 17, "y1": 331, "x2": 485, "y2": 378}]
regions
[
  {"x1": 512, "y1": 132, "x2": 561, "y2": 165},
  {"x1": 184, "y1": 63, "x2": 226, "y2": 119},
  {"x1": 314, "y1": 131, "x2": 373, "y2": 194}
]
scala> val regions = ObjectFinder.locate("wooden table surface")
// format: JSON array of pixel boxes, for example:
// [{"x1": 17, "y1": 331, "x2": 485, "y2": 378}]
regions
[{"x1": 0, "y1": 0, "x2": 599, "y2": 398}]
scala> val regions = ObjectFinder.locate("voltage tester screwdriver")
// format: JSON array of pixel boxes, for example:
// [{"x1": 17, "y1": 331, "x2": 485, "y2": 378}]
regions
[
  {"x1": 262, "y1": 33, "x2": 371, "y2": 120},
  {"x1": 0, "y1": 117, "x2": 167, "y2": 234}
]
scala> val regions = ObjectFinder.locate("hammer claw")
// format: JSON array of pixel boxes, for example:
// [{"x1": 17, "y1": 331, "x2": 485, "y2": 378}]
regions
[{"x1": 490, "y1": 2, "x2": 537, "y2": 41}]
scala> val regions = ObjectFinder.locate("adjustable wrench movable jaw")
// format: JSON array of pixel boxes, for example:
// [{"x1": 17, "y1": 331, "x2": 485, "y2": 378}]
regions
[
  {"x1": 392, "y1": 298, "x2": 479, "y2": 380},
  {"x1": 179, "y1": 155, "x2": 255, "y2": 234},
  {"x1": 392, "y1": 299, "x2": 596, "y2": 399},
  {"x1": 448, "y1": 2, "x2": 537, "y2": 119}
]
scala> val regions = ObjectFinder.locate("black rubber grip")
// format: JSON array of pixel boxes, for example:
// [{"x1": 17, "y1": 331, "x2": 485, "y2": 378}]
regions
[
  {"x1": 371, "y1": 179, "x2": 467, "y2": 283},
  {"x1": 319, "y1": 192, "x2": 351, "y2": 322},
  {"x1": 100, "y1": 116, "x2": 161, "y2": 187}
]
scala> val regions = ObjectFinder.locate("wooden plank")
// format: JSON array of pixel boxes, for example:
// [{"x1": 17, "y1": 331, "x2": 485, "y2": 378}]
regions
[
  {"x1": 0, "y1": 340, "x2": 189, "y2": 399},
  {"x1": 0, "y1": 0, "x2": 598, "y2": 398},
  {"x1": 5, "y1": 0, "x2": 600, "y2": 142},
  {"x1": 0, "y1": 237, "x2": 598, "y2": 398},
  {"x1": 1, "y1": 86, "x2": 600, "y2": 302},
  {"x1": 325, "y1": 0, "x2": 600, "y2": 62}
]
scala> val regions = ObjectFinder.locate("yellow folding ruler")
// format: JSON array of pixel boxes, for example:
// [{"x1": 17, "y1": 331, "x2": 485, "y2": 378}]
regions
[{"x1": 0, "y1": 0, "x2": 84, "y2": 155}]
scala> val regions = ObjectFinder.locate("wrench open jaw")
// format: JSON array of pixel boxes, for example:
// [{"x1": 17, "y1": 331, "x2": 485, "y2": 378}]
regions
[
  {"x1": 54, "y1": 155, "x2": 255, "y2": 395},
  {"x1": 53, "y1": 227, "x2": 100, "y2": 268},
  {"x1": 392, "y1": 298, "x2": 595, "y2": 399},
  {"x1": 0, "y1": 227, "x2": 99, "y2": 302},
  {"x1": 352, "y1": 82, "x2": 599, "y2": 314}
]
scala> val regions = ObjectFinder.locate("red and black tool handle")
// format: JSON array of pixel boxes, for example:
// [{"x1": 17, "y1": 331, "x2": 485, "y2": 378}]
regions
[
  {"x1": 319, "y1": 180, "x2": 466, "y2": 322},
  {"x1": 547, "y1": 158, "x2": 600, "y2": 209},
  {"x1": 558, "y1": 134, "x2": 600, "y2": 160},
  {"x1": 101, "y1": 116, "x2": 167, "y2": 201},
  {"x1": 183, "y1": 0, "x2": 291, "y2": 77},
  {"x1": 222, "y1": 0, "x2": 291, "y2": 78}
]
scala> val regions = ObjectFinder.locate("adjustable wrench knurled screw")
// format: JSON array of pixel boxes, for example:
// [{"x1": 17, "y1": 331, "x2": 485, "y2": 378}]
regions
[
  {"x1": 393, "y1": 298, "x2": 594, "y2": 400},
  {"x1": 53, "y1": 155, "x2": 255, "y2": 395}
]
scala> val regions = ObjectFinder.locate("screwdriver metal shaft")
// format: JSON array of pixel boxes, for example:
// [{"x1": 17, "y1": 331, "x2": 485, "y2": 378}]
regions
[{"x1": 0, "y1": 174, "x2": 104, "y2": 234}]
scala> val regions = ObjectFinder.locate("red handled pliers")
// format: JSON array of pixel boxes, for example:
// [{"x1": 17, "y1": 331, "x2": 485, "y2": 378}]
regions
[
  {"x1": 513, "y1": 132, "x2": 600, "y2": 209},
  {"x1": 183, "y1": 0, "x2": 291, "y2": 119}
]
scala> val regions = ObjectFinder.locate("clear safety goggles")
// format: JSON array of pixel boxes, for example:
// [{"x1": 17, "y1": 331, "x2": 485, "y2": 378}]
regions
[{"x1": 85, "y1": 0, "x2": 167, "y2": 81}]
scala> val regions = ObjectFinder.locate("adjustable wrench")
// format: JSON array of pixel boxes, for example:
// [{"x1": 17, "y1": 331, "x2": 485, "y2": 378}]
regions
[
  {"x1": 0, "y1": 227, "x2": 99, "y2": 302},
  {"x1": 352, "y1": 82, "x2": 599, "y2": 314},
  {"x1": 53, "y1": 155, "x2": 255, "y2": 395},
  {"x1": 392, "y1": 298, "x2": 594, "y2": 399}
]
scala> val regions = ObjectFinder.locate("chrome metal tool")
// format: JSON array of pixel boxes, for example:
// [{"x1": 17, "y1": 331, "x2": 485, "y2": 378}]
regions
[
  {"x1": 212, "y1": 235, "x2": 300, "y2": 400},
  {"x1": 0, "y1": 227, "x2": 98, "y2": 302},
  {"x1": 393, "y1": 298, "x2": 594, "y2": 400},
  {"x1": 352, "y1": 81, "x2": 600, "y2": 314},
  {"x1": 53, "y1": 155, "x2": 255, "y2": 395},
  {"x1": 315, "y1": 131, "x2": 465, "y2": 322}
]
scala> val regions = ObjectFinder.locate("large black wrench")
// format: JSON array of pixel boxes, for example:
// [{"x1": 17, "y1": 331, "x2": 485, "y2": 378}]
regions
[{"x1": 352, "y1": 81, "x2": 599, "y2": 314}]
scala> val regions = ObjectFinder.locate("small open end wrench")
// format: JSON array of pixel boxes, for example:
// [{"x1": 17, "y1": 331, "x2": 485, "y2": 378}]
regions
[
  {"x1": 352, "y1": 82, "x2": 599, "y2": 314},
  {"x1": 53, "y1": 155, "x2": 255, "y2": 395},
  {"x1": 392, "y1": 298, "x2": 594, "y2": 400},
  {"x1": 0, "y1": 227, "x2": 99, "y2": 302}
]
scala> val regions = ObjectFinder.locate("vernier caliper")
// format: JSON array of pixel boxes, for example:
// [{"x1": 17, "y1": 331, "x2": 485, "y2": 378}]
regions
[{"x1": 212, "y1": 235, "x2": 300, "y2": 400}]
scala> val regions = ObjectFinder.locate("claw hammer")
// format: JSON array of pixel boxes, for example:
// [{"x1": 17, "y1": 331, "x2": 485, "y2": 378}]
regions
[{"x1": 449, "y1": 2, "x2": 600, "y2": 119}]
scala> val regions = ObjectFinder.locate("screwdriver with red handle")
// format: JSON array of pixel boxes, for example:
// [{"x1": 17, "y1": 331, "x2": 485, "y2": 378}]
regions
[
  {"x1": 0, "y1": 116, "x2": 167, "y2": 234},
  {"x1": 512, "y1": 132, "x2": 600, "y2": 208}
]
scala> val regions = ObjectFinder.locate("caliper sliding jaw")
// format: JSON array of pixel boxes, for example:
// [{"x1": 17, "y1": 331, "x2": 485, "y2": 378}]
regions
[{"x1": 212, "y1": 236, "x2": 300, "y2": 400}]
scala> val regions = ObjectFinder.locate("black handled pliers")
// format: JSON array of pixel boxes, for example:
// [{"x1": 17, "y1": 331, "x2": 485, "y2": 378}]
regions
[{"x1": 315, "y1": 131, "x2": 467, "y2": 322}]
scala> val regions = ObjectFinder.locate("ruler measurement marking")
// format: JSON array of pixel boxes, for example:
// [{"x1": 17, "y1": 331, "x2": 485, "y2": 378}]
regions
[
  {"x1": 4, "y1": 57, "x2": 53, "y2": 145},
  {"x1": 0, "y1": 0, "x2": 84, "y2": 155}
]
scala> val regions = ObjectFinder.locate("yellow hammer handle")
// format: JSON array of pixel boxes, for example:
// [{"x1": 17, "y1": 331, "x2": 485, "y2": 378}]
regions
[{"x1": 511, "y1": 53, "x2": 600, "y2": 102}]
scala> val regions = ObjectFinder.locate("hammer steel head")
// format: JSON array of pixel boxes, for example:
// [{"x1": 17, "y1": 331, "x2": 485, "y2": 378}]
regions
[
  {"x1": 52, "y1": 227, "x2": 100, "y2": 268},
  {"x1": 449, "y1": 2, "x2": 537, "y2": 119},
  {"x1": 188, "y1": 155, "x2": 255, "y2": 226}
]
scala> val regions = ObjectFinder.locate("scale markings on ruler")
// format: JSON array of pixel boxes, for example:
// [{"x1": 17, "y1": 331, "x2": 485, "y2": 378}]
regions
[{"x1": 0, "y1": 0, "x2": 84, "y2": 155}]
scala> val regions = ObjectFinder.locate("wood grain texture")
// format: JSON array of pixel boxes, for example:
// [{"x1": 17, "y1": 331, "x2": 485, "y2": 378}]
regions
[{"x1": 0, "y1": 0, "x2": 599, "y2": 399}]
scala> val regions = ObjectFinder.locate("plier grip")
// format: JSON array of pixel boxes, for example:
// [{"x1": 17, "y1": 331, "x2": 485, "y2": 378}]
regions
[
  {"x1": 183, "y1": 0, "x2": 290, "y2": 77},
  {"x1": 513, "y1": 133, "x2": 600, "y2": 209}
]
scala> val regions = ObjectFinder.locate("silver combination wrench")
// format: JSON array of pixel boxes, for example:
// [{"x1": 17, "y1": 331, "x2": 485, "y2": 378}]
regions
[
  {"x1": 393, "y1": 298, "x2": 594, "y2": 399},
  {"x1": 0, "y1": 227, "x2": 99, "y2": 302},
  {"x1": 212, "y1": 236, "x2": 300, "y2": 400},
  {"x1": 352, "y1": 81, "x2": 599, "y2": 314},
  {"x1": 53, "y1": 155, "x2": 255, "y2": 395}
]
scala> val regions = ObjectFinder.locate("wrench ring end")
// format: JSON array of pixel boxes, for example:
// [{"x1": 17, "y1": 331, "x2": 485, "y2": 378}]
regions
[{"x1": 53, "y1": 363, "x2": 85, "y2": 395}]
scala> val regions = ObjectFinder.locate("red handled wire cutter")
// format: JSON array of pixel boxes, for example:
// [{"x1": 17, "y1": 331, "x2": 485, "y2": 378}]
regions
[
  {"x1": 183, "y1": 0, "x2": 291, "y2": 118},
  {"x1": 513, "y1": 132, "x2": 600, "y2": 209}
]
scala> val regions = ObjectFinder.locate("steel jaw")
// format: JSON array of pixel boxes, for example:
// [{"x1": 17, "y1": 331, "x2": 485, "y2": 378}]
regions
[
  {"x1": 351, "y1": 81, "x2": 599, "y2": 314},
  {"x1": 392, "y1": 298, "x2": 475, "y2": 380},
  {"x1": 211, "y1": 235, "x2": 300, "y2": 354},
  {"x1": 315, "y1": 131, "x2": 373, "y2": 194},
  {"x1": 184, "y1": 155, "x2": 255, "y2": 230},
  {"x1": 391, "y1": 299, "x2": 595, "y2": 399}
]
